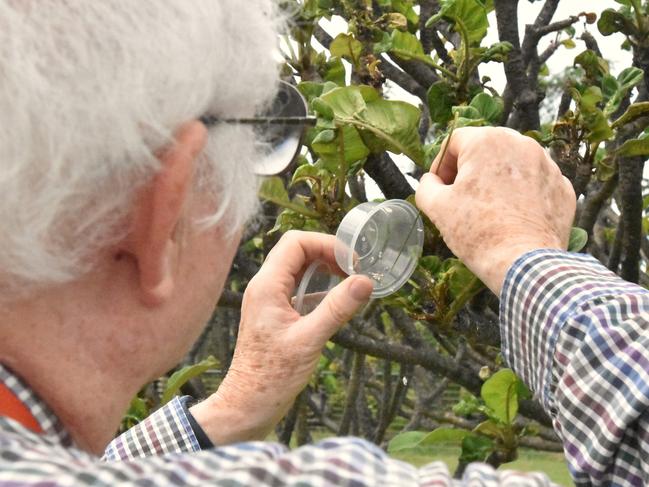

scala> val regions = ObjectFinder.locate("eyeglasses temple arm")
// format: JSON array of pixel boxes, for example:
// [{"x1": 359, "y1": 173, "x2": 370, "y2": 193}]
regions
[{"x1": 200, "y1": 116, "x2": 318, "y2": 127}]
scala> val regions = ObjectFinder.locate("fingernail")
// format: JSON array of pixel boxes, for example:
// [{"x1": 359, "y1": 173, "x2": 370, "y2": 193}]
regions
[{"x1": 350, "y1": 276, "x2": 373, "y2": 301}]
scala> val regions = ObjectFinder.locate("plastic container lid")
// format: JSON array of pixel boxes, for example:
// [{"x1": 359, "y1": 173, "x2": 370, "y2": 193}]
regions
[
  {"x1": 294, "y1": 261, "x2": 341, "y2": 315},
  {"x1": 293, "y1": 199, "x2": 424, "y2": 314},
  {"x1": 334, "y1": 200, "x2": 424, "y2": 298}
]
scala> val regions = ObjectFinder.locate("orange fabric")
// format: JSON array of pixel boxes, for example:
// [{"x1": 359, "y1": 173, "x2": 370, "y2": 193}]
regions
[{"x1": 0, "y1": 381, "x2": 42, "y2": 433}]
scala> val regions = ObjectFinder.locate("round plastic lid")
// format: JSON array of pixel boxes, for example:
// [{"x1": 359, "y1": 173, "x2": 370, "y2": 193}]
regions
[
  {"x1": 294, "y1": 261, "x2": 341, "y2": 315},
  {"x1": 293, "y1": 200, "x2": 424, "y2": 313},
  {"x1": 334, "y1": 200, "x2": 424, "y2": 298}
]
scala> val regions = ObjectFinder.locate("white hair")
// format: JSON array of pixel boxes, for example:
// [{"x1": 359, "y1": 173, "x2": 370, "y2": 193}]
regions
[{"x1": 0, "y1": 0, "x2": 281, "y2": 296}]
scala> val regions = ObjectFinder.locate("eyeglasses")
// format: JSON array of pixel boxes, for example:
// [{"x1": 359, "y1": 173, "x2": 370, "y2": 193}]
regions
[{"x1": 200, "y1": 81, "x2": 316, "y2": 176}]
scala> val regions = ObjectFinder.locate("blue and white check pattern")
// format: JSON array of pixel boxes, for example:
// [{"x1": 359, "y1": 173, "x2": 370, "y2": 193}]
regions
[
  {"x1": 103, "y1": 397, "x2": 201, "y2": 461},
  {"x1": 501, "y1": 250, "x2": 649, "y2": 486},
  {"x1": 5, "y1": 249, "x2": 647, "y2": 485}
]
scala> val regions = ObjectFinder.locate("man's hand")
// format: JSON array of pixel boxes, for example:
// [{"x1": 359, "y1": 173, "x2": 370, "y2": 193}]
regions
[
  {"x1": 191, "y1": 231, "x2": 373, "y2": 445},
  {"x1": 415, "y1": 127, "x2": 576, "y2": 295}
]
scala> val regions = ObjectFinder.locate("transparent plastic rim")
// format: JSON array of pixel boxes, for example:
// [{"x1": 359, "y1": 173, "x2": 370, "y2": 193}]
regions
[{"x1": 346, "y1": 200, "x2": 423, "y2": 298}]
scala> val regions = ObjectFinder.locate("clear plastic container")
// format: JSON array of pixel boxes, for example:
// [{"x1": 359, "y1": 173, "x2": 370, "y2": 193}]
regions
[
  {"x1": 293, "y1": 200, "x2": 424, "y2": 314},
  {"x1": 334, "y1": 200, "x2": 424, "y2": 298},
  {"x1": 293, "y1": 261, "x2": 340, "y2": 315}
]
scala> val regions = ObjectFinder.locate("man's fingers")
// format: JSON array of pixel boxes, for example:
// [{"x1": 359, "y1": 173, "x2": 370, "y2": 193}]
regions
[
  {"x1": 303, "y1": 275, "x2": 373, "y2": 341},
  {"x1": 258, "y1": 231, "x2": 338, "y2": 289},
  {"x1": 415, "y1": 172, "x2": 451, "y2": 223},
  {"x1": 431, "y1": 136, "x2": 459, "y2": 184}
]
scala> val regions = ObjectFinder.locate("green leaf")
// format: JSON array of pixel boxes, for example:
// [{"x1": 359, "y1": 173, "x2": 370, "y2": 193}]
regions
[
  {"x1": 387, "y1": 428, "x2": 469, "y2": 453},
  {"x1": 260, "y1": 177, "x2": 319, "y2": 217},
  {"x1": 450, "y1": 105, "x2": 487, "y2": 127},
  {"x1": 618, "y1": 67, "x2": 644, "y2": 88},
  {"x1": 612, "y1": 101, "x2": 649, "y2": 128},
  {"x1": 420, "y1": 428, "x2": 470, "y2": 446},
  {"x1": 561, "y1": 38, "x2": 576, "y2": 49},
  {"x1": 126, "y1": 397, "x2": 149, "y2": 422},
  {"x1": 312, "y1": 124, "x2": 370, "y2": 166},
  {"x1": 312, "y1": 98, "x2": 335, "y2": 119},
  {"x1": 259, "y1": 176, "x2": 290, "y2": 205},
  {"x1": 598, "y1": 8, "x2": 635, "y2": 36},
  {"x1": 568, "y1": 227, "x2": 588, "y2": 252},
  {"x1": 473, "y1": 419, "x2": 503, "y2": 439},
  {"x1": 383, "y1": 12, "x2": 409, "y2": 30},
  {"x1": 298, "y1": 82, "x2": 325, "y2": 104},
  {"x1": 453, "y1": 395, "x2": 482, "y2": 417},
  {"x1": 391, "y1": 0, "x2": 420, "y2": 27},
  {"x1": 515, "y1": 379, "x2": 532, "y2": 401},
  {"x1": 419, "y1": 255, "x2": 443, "y2": 275},
  {"x1": 617, "y1": 137, "x2": 649, "y2": 157},
  {"x1": 358, "y1": 98, "x2": 425, "y2": 164},
  {"x1": 291, "y1": 163, "x2": 321, "y2": 186},
  {"x1": 480, "y1": 368, "x2": 519, "y2": 424},
  {"x1": 452, "y1": 105, "x2": 482, "y2": 120},
  {"x1": 574, "y1": 50, "x2": 609, "y2": 80},
  {"x1": 380, "y1": 30, "x2": 425, "y2": 58},
  {"x1": 330, "y1": 33, "x2": 363, "y2": 63},
  {"x1": 459, "y1": 434, "x2": 493, "y2": 463},
  {"x1": 480, "y1": 41, "x2": 512, "y2": 63},
  {"x1": 312, "y1": 129, "x2": 337, "y2": 144},
  {"x1": 387, "y1": 431, "x2": 428, "y2": 452},
  {"x1": 426, "y1": 0, "x2": 489, "y2": 45},
  {"x1": 575, "y1": 86, "x2": 614, "y2": 143},
  {"x1": 443, "y1": 259, "x2": 479, "y2": 299},
  {"x1": 596, "y1": 155, "x2": 617, "y2": 181},
  {"x1": 469, "y1": 93, "x2": 504, "y2": 125},
  {"x1": 269, "y1": 208, "x2": 324, "y2": 234},
  {"x1": 427, "y1": 81, "x2": 457, "y2": 125},
  {"x1": 579, "y1": 85, "x2": 603, "y2": 109},
  {"x1": 319, "y1": 86, "x2": 424, "y2": 165},
  {"x1": 601, "y1": 74, "x2": 619, "y2": 102},
  {"x1": 606, "y1": 67, "x2": 644, "y2": 116},
  {"x1": 161, "y1": 356, "x2": 219, "y2": 405},
  {"x1": 323, "y1": 57, "x2": 347, "y2": 86}
]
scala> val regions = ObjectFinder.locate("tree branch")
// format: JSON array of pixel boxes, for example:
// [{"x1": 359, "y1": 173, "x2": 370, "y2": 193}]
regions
[
  {"x1": 218, "y1": 290, "x2": 243, "y2": 308},
  {"x1": 581, "y1": 31, "x2": 603, "y2": 58},
  {"x1": 380, "y1": 57, "x2": 428, "y2": 102},
  {"x1": 391, "y1": 55, "x2": 440, "y2": 88},
  {"x1": 494, "y1": 0, "x2": 540, "y2": 131},
  {"x1": 578, "y1": 176, "x2": 618, "y2": 239},
  {"x1": 534, "y1": 0, "x2": 561, "y2": 28},
  {"x1": 619, "y1": 156, "x2": 644, "y2": 282},
  {"x1": 339, "y1": 352, "x2": 366, "y2": 435},
  {"x1": 332, "y1": 327, "x2": 482, "y2": 395},
  {"x1": 364, "y1": 153, "x2": 415, "y2": 199},
  {"x1": 313, "y1": 24, "x2": 332, "y2": 49},
  {"x1": 608, "y1": 216, "x2": 624, "y2": 273},
  {"x1": 419, "y1": 0, "x2": 439, "y2": 55}
]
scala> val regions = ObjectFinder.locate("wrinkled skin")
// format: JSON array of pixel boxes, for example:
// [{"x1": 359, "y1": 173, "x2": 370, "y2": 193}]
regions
[{"x1": 416, "y1": 127, "x2": 576, "y2": 295}]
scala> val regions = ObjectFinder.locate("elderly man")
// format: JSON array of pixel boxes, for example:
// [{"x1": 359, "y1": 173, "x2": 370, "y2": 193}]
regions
[{"x1": 1, "y1": 2, "x2": 648, "y2": 487}]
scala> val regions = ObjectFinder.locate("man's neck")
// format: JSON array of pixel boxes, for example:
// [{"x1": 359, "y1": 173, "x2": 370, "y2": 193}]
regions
[{"x1": 0, "y1": 286, "x2": 146, "y2": 455}]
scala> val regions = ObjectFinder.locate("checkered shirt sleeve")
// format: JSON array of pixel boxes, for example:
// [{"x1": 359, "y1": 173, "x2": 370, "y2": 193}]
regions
[
  {"x1": 103, "y1": 396, "x2": 200, "y2": 460},
  {"x1": 501, "y1": 250, "x2": 649, "y2": 486}
]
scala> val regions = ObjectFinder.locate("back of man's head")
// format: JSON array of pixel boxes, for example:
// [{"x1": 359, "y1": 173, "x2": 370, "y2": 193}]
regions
[{"x1": 0, "y1": 0, "x2": 280, "y2": 299}]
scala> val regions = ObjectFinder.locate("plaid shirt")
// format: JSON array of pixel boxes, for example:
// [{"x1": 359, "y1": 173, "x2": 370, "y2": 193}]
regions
[{"x1": 1, "y1": 250, "x2": 646, "y2": 486}]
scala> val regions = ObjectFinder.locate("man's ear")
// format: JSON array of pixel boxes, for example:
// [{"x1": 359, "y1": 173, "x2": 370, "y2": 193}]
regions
[{"x1": 126, "y1": 121, "x2": 208, "y2": 307}]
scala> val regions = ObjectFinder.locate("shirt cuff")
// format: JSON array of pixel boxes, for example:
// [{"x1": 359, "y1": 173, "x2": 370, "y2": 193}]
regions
[
  {"x1": 179, "y1": 396, "x2": 214, "y2": 450},
  {"x1": 103, "y1": 396, "x2": 201, "y2": 461},
  {"x1": 499, "y1": 249, "x2": 641, "y2": 415}
]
